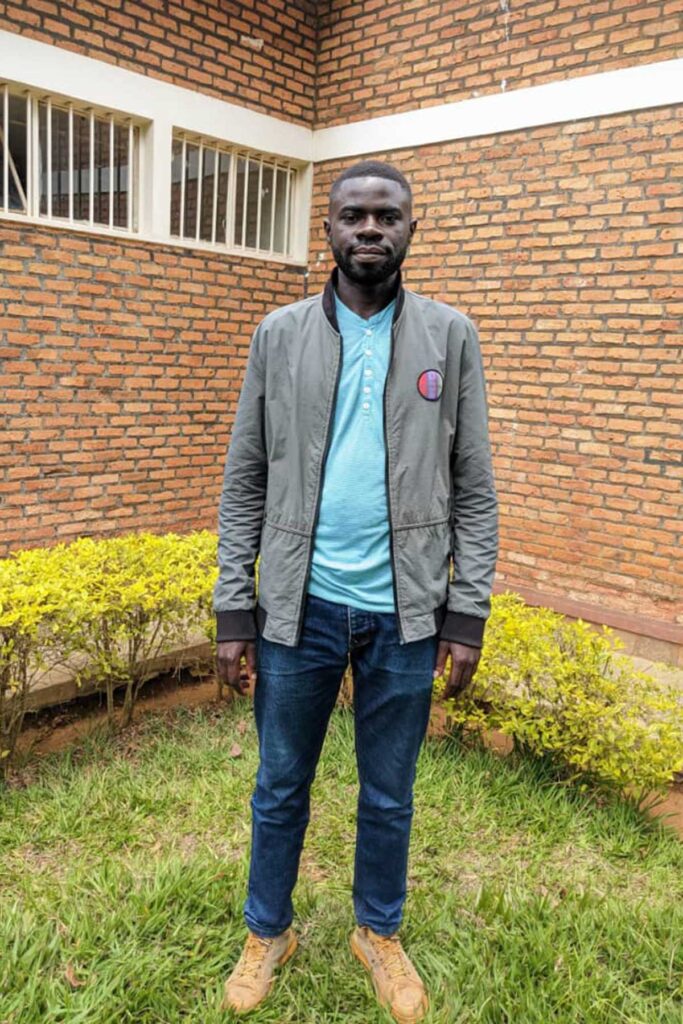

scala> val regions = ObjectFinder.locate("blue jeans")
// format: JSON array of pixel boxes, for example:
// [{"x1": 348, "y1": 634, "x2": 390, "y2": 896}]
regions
[{"x1": 244, "y1": 593, "x2": 438, "y2": 938}]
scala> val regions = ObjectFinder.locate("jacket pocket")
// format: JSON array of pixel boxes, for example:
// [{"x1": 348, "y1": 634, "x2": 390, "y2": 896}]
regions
[
  {"x1": 258, "y1": 519, "x2": 309, "y2": 620},
  {"x1": 394, "y1": 518, "x2": 451, "y2": 617}
]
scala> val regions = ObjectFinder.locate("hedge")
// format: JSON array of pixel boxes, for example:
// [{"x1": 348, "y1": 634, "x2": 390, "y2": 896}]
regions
[
  {"x1": 436, "y1": 592, "x2": 683, "y2": 796},
  {"x1": 0, "y1": 532, "x2": 217, "y2": 776},
  {"x1": 2, "y1": 534, "x2": 681, "y2": 797}
]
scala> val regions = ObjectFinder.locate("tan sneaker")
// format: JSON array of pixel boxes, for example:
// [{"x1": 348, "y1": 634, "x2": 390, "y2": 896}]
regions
[
  {"x1": 221, "y1": 928, "x2": 298, "y2": 1013},
  {"x1": 350, "y1": 926, "x2": 429, "y2": 1024}
]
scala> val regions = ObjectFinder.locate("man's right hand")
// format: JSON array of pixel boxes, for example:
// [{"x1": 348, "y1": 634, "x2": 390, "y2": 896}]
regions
[{"x1": 216, "y1": 640, "x2": 257, "y2": 696}]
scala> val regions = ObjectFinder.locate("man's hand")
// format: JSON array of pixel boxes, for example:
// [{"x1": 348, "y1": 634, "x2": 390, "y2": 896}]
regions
[
  {"x1": 216, "y1": 640, "x2": 257, "y2": 697},
  {"x1": 433, "y1": 640, "x2": 481, "y2": 699}
]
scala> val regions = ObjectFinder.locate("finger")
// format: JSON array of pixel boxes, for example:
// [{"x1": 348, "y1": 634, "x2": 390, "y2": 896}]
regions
[
  {"x1": 433, "y1": 640, "x2": 449, "y2": 680},
  {"x1": 452, "y1": 660, "x2": 474, "y2": 695},
  {"x1": 229, "y1": 675, "x2": 249, "y2": 696},
  {"x1": 227, "y1": 654, "x2": 249, "y2": 696},
  {"x1": 245, "y1": 643, "x2": 258, "y2": 687},
  {"x1": 444, "y1": 656, "x2": 464, "y2": 699},
  {"x1": 215, "y1": 653, "x2": 231, "y2": 685}
]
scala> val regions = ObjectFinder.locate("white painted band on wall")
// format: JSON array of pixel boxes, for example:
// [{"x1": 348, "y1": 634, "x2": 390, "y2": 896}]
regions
[
  {"x1": 313, "y1": 58, "x2": 683, "y2": 161},
  {"x1": 2, "y1": 30, "x2": 681, "y2": 166},
  {"x1": 1, "y1": 27, "x2": 681, "y2": 261},
  {"x1": 0, "y1": 29, "x2": 312, "y2": 162}
]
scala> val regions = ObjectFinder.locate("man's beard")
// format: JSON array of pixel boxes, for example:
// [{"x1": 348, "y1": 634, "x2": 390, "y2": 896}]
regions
[{"x1": 331, "y1": 240, "x2": 409, "y2": 286}]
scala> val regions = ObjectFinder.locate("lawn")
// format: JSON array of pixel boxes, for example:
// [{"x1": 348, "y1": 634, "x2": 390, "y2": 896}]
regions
[{"x1": 1, "y1": 698, "x2": 682, "y2": 1023}]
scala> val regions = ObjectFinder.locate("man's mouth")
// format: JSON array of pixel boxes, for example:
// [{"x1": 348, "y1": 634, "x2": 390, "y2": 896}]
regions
[{"x1": 353, "y1": 246, "x2": 388, "y2": 259}]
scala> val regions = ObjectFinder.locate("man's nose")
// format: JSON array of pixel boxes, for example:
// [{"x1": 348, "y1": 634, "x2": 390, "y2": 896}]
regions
[{"x1": 356, "y1": 217, "x2": 383, "y2": 237}]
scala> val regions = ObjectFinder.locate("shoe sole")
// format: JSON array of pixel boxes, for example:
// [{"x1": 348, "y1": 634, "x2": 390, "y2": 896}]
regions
[
  {"x1": 221, "y1": 931, "x2": 298, "y2": 1014},
  {"x1": 350, "y1": 930, "x2": 429, "y2": 1024}
]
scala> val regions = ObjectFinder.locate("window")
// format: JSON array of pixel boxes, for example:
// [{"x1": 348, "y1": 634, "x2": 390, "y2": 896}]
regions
[
  {"x1": 171, "y1": 133, "x2": 295, "y2": 257},
  {"x1": 0, "y1": 83, "x2": 139, "y2": 231}
]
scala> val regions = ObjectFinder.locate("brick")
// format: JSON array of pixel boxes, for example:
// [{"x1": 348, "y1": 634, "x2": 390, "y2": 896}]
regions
[
  {"x1": 308, "y1": 102, "x2": 682, "y2": 627},
  {"x1": 0, "y1": 2, "x2": 316, "y2": 125},
  {"x1": 1, "y1": 5, "x2": 681, "y2": 637}
]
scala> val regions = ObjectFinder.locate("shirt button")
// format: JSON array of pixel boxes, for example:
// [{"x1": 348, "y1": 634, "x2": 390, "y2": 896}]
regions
[
  {"x1": 365, "y1": 349, "x2": 372, "y2": 356},
  {"x1": 362, "y1": 402, "x2": 370, "y2": 410},
  {"x1": 365, "y1": 329, "x2": 372, "y2": 336},
  {"x1": 363, "y1": 386, "x2": 371, "y2": 394},
  {"x1": 364, "y1": 369, "x2": 373, "y2": 377}
]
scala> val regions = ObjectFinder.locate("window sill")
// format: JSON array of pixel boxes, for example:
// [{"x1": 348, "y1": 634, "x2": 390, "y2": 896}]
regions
[{"x1": 0, "y1": 209, "x2": 308, "y2": 267}]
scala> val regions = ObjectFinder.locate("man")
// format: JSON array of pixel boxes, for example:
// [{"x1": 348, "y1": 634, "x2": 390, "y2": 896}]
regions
[{"x1": 214, "y1": 160, "x2": 498, "y2": 1022}]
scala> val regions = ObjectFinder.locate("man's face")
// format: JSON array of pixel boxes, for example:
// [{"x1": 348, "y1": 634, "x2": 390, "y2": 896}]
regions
[{"x1": 324, "y1": 177, "x2": 417, "y2": 286}]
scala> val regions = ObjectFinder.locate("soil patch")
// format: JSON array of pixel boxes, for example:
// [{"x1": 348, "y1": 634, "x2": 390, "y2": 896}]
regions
[{"x1": 17, "y1": 667, "x2": 229, "y2": 758}]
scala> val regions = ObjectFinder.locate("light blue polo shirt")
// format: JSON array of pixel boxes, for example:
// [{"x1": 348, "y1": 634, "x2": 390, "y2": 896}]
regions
[{"x1": 308, "y1": 293, "x2": 396, "y2": 612}]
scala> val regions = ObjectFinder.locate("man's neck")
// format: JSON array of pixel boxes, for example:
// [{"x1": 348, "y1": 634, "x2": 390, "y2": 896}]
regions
[{"x1": 335, "y1": 270, "x2": 398, "y2": 320}]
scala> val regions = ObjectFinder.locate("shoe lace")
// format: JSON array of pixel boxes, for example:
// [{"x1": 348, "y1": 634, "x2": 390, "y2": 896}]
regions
[
  {"x1": 235, "y1": 934, "x2": 273, "y2": 980},
  {"x1": 373, "y1": 934, "x2": 410, "y2": 981}
]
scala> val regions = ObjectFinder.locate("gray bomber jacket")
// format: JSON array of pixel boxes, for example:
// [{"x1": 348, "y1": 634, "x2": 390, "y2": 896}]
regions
[{"x1": 214, "y1": 269, "x2": 498, "y2": 649}]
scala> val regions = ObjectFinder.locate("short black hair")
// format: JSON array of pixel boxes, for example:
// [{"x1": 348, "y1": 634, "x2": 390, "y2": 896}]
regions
[{"x1": 329, "y1": 160, "x2": 412, "y2": 206}]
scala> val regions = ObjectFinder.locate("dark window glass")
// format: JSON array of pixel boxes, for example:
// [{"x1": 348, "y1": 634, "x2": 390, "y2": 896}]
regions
[
  {"x1": 200, "y1": 147, "x2": 215, "y2": 242},
  {"x1": 170, "y1": 137, "x2": 183, "y2": 236},
  {"x1": 93, "y1": 118, "x2": 110, "y2": 225},
  {"x1": 234, "y1": 156, "x2": 246, "y2": 246},
  {"x1": 215, "y1": 151, "x2": 231, "y2": 243},
  {"x1": 259, "y1": 164, "x2": 274, "y2": 251},
  {"x1": 273, "y1": 168, "x2": 289, "y2": 253},
  {"x1": 1, "y1": 94, "x2": 28, "y2": 213},
  {"x1": 38, "y1": 102, "x2": 48, "y2": 215},
  {"x1": 51, "y1": 107, "x2": 69, "y2": 218},
  {"x1": 245, "y1": 160, "x2": 260, "y2": 248},
  {"x1": 113, "y1": 123, "x2": 128, "y2": 228},
  {"x1": 73, "y1": 112, "x2": 90, "y2": 221},
  {"x1": 184, "y1": 143, "x2": 199, "y2": 238}
]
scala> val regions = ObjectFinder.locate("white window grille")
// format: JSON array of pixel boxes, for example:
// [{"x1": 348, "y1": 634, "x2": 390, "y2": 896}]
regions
[
  {"x1": 0, "y1": 82, "x2": 138, "y2": 232},
  {"x1": 171, "y1": 132, "x2": 295, "y2": 258}
]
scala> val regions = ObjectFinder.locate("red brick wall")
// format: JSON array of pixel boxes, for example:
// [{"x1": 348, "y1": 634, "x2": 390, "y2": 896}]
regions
[
  {"x1": 0, "y1": 224, "x2": 305, "y2": 550},
  {"x1": 309, "y1": 105, "x2": 683, "y2": 628},
  {"x1": 0, "y1": 0, "x2": 317, "y2": 124},
  {"x1": 315, "y1": 0, "x2": 683, "y2": 127}
]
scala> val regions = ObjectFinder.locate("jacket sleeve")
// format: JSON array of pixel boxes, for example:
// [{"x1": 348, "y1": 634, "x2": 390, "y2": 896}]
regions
[
  {"x1": 213, "y1": 325, "x2": 267, "y2": 643},
  {"x1": 440, "y1": 318, "x2": 499, "y2": 649}
]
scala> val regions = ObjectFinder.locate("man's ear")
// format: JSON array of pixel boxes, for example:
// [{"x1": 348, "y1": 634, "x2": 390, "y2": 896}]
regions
[
  {"x1": 409, "y1": 218, "x2": 418, "y2": 239},
  {"x1": 323, "y1": 218, "x2": 331, "y2": 240}
]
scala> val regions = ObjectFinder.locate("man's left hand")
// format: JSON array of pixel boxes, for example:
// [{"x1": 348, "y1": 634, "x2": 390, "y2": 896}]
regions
[{"x1": 433, "y1": 641, "x2": 481, "y2": 699}]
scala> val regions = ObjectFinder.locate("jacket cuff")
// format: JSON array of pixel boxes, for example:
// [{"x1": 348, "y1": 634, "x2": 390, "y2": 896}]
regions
[
  {"x1": 215, "y1": 610, "x2": 257, "y2": 644},
  {"x1": 439, "y1": 611, "x2": 486, "y2": 648}
]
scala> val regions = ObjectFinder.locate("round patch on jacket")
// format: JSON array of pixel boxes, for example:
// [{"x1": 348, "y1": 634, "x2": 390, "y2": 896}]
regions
[{"x1": 417, "y1": 369, "x2": 443, "y2": 401}]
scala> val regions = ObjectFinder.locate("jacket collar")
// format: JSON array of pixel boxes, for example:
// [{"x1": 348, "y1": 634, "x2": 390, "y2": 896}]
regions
[{"x1": 322, "y1": 267, "x2": 406, "y2": 333}]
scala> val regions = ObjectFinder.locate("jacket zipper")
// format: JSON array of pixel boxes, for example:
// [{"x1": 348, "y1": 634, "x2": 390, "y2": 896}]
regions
[
  {"x1": 384, "y1": 323, "x2": 404, "y2": 643},
  {"x1": 294, "y1": 330, "x2": 344, "y2": 643}
]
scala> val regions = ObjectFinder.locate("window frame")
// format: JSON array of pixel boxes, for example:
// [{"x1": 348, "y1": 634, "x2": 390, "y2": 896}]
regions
[
  {"x1": 0, "y1": 56, "x2": 312, "y2": 266},
  {"x1": 1, "y1": 82, "x2": 141, "y2": 234},
  {"x1": 170, "y1": 129, "x2": 298, "y2": 261}
]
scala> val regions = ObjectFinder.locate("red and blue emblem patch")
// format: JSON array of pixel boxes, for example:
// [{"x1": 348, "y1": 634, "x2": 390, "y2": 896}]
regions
[{"x1": 417, "y1": 369, "x2": 443, "y2": 401}]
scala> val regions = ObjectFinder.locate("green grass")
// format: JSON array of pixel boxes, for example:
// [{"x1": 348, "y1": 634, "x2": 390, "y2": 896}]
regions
[{"x1": 1, "y1": 701, "x2": 682, "y2": 1023}]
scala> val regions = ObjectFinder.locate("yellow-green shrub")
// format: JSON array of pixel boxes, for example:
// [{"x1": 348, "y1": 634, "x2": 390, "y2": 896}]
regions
[
  {"x1": 0, "y1": 544, "x2": 78, "y2": 777},
  {"x1": 0, "y1": 532, "x2": 220, "y2": 763},
  {"x1": 437, "y1": 592, "x2": 683, "y2": 794},
  {"x1": 62, "y1": 531, "x2": 218, "y2": 727}
]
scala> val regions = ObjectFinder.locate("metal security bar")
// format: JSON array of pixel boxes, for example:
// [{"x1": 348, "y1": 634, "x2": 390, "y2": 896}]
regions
[
  {"x1": 171, "y1": 131, "x2": 295, "y2": 258},
  {"x1": 0, "y1": 83, "x2": 138, "y2": 231}
]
